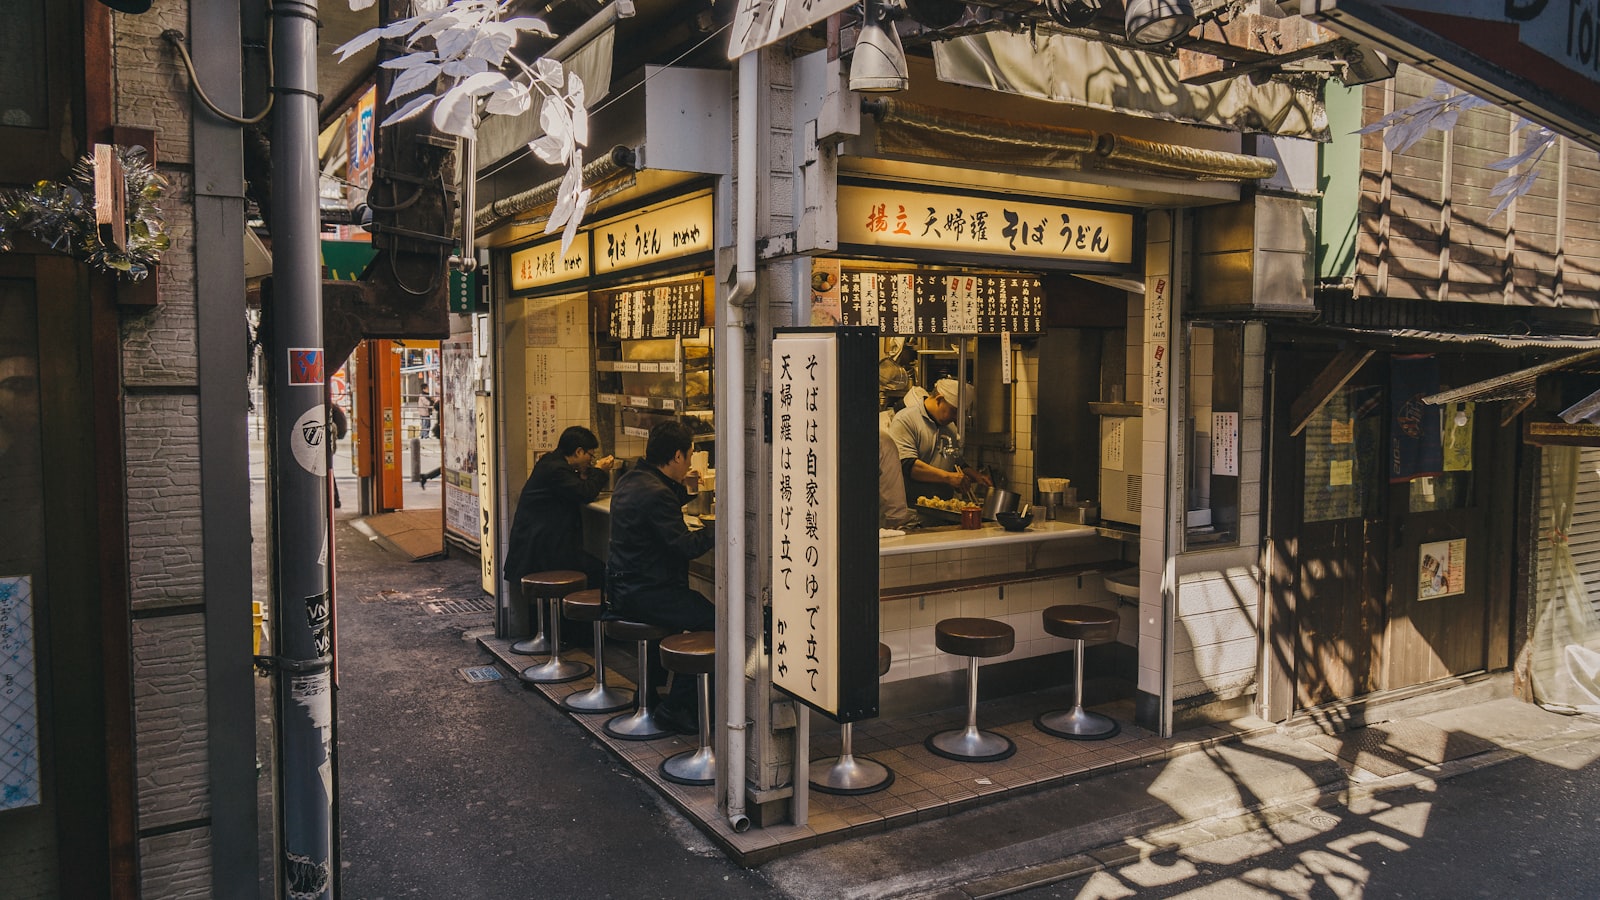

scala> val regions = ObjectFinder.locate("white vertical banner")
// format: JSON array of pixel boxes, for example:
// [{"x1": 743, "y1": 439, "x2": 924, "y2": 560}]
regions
[
  {"x1": 0, "y1": 575, "x2": 39, "y2": 810},
  {"x1": 771, "y1": 334, "x2": 841, "y2": 714},
  {"x1": 476, "y1": 395, "x2": 496, "y2": 595},
  {"x1": 1146, "y1": 274, "x2": 1170, "y2": 411}
]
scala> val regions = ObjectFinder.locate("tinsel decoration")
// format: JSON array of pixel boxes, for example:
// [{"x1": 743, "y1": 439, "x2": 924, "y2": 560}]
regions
[{"x1": 0, "y1": 145, "x2": 170, "y2": 280}]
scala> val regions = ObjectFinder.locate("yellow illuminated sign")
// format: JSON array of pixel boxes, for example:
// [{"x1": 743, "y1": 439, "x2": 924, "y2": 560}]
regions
[
  {"x1": 509, "y1": 235, "x2": 590, "y2": 292},
  {"x1": 838, "y1": 184, "x2": 1135, "y2": 265},
  {"x1": 591, "y1": 194, "x2": 714, "y2": 275}
]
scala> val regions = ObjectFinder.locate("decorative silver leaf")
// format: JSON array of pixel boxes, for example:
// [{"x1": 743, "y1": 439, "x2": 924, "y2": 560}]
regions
[
  {"x1": 390, "y1": 62, "x2": 441, "y2": 100},
  {"x1": 380, "y1": 93, "x2": 437, "y2": 127}
]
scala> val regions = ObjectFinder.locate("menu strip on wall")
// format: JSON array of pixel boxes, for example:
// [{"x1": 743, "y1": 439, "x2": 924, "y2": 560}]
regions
[
  {"x1": 600, "y1": 278, "x2": 705, "y2": 339},
  {"x1": 826, "y1": 269, "x2": 1044, "y2": 335}
]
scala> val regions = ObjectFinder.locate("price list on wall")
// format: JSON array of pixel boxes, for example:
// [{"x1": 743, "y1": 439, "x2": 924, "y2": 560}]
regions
[
  {"x1": 601, "y1": 278, "x2": 704, "y2": 339},
  {"x1": 836, "y1": 270, "x2": 1043, "y2": 335}
]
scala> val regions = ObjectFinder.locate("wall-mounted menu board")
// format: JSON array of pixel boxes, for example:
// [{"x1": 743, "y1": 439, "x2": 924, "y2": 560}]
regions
[
  {"x1": 600, "y1": 277, "x2": 705, "y2": 339},
  {"x1": 833, "y1": 269, "x2": 1043, "y2": 335}
]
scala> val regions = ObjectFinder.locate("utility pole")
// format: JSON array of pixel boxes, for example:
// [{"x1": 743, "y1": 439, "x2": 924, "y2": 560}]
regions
[{"x1": 262, "y1": 0, "x2": 335, "y2": 896}]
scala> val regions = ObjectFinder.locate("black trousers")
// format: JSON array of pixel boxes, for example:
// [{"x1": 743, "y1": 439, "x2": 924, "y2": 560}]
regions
[{"x1": 613, "y1": 585, "x2": 714, "y2": 713}]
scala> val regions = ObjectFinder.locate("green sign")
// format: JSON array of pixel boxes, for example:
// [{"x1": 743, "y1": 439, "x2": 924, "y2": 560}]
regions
[{"x1": 449, "y1": 267, "x2": 481, "y2": 313}]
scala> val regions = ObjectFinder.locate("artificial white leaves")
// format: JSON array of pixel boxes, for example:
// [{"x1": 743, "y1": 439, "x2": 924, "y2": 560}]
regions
[
  {"x1": 1357, "y1": 80, "x2": 1564, "y2": 217},
  {"x1": 337, "y1": 0, "x2": 590, "y2": 254}
]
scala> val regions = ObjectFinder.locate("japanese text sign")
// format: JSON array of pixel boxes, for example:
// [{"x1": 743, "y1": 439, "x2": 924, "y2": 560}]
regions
[
  {"x1": 509, "y1": 234, "x2": 590, "y2": 293},
  {"x1": 839, "y1": 184, "x2": 1136, "y2": 268},
  {"x1": 770, "y1": 328, "x2": 880, "y2": 722},
  {"x1": 591, "y1": 193, "x2": 714, "y2": 276}
]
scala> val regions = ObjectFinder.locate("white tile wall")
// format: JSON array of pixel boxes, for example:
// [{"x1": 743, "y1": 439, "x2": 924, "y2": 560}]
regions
[{"x1": 877, "y1": 543, "x2": 1128, "y2": 685}]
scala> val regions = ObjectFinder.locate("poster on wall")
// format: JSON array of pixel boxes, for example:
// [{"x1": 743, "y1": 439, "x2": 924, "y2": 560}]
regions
[
  {"x1": 1212, "y1": 412, "x2": 1239, "y2": 477},
  {"x1": 769, "y1": 328, "x2": 880, "y2": 723},
  {"x1": 441, "y1": 341, "x2": 479, "y2": 543},
  {"x1": 0, "y1": 575, "x2": 39, "y2": 811},
  {"x1": 1419, "y1": 538, "x2": 1467, "y2": 600}
]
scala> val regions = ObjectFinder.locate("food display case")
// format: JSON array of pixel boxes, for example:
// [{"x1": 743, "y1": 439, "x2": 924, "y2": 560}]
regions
[{"x1": 595, "y1": 333, "x2": 714, "y2": 438}]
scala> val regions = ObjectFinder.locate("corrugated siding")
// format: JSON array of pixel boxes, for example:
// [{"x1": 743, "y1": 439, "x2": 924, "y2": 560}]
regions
[
  {"x1": 1173, "y1": 567, "x2": 1261, "y2": 701},
  {"x1": 1539, "y1": 448, "x2": 1600, "y2": 622}
]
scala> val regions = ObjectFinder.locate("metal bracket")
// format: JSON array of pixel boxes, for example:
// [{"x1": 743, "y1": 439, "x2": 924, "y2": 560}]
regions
[{"x1": 253, "y1": 654, "x2": 332, "y2": 678}]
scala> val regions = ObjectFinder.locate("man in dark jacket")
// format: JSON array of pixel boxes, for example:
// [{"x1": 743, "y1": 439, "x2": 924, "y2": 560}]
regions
[
  {"x1": 608, "y1": 421, "x2": 715, "y2": 733},
  {"x1": 502, "y1": 426, "x2": 615, "y2": 621}
]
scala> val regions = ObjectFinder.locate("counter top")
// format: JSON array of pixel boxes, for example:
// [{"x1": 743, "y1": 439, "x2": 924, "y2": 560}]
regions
[{"x1": 878, "y1": 520, "x2": 1101, "y2": 557}]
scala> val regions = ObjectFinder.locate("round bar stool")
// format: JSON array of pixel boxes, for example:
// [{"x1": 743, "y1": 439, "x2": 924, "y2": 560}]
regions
[
  {"x1": 603, "y1": 619, "x2": 673, "y2": 741},
  {"x1": 812, "y1": 643, "x2": 894, "y2": 795},
  {"x1": 658, "y1": 631, "x2": 717, "y2": 786},
  {"x1": 558, "y1": 589, "x2": 633, "y2": 714},
  {"x1": 1035, "y1": 605, "x2": 1121, "y2": 741},
  {"x1": 518, "y1": 575, "x2": 593, "y2": 686},
  {"x1": 925, "y1": 618, "x2": 1016, "y2": 763},
  {"x1": 511, "y1": 570, "x2": 586, "y2": 656}
]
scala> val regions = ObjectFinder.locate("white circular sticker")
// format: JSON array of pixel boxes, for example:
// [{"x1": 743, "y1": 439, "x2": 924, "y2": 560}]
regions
[{"x1": 290, "y1": 404, "x2": 330, "y2": 477}]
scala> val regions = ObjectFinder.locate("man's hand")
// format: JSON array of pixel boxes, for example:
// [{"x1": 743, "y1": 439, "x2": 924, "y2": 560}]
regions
[
  {"x1": 595, "y1": 454, "x2": 616, "y2": 471},
  {"x1": 962, "y1": 466, "x2": 993, "y2": 489},
  {"x1": 945, "y1": 469, "x2": 967, "y2": 489}
]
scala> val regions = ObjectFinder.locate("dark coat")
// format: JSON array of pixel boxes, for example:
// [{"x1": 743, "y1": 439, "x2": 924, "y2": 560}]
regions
[
  {"x1": 502, "y1": 450, "x2": 604, "y2": 586},
  {"x1": 606, "y1": 461, "x2": 715, "y2": 613}
]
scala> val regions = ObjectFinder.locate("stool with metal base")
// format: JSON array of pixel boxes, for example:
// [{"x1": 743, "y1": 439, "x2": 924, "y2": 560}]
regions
[
  {"x1": 518, "y1": 578, "x2": 593, "y2": 686},
  {"x1": 511, "y1": 570, "x2": 585, "y2": 656},
  {"x1": 603, "y1": 619, "x2": 673, "y2": 740},
  {"x1": 1035, "y1": 604, "x2": 1121, "y2": 740},
  {"x1": 658, "y1": 631, "x2": 717, "y2": 786},
  {"x1": 925, "y1": 617, "x2": 1016, "y2": 763},
  {"x1": 812, "y1": 642, "x2": 894, "y2": 795},
  {"x1": 558, "y1": 589, "x2": 634, "y2": 714}
]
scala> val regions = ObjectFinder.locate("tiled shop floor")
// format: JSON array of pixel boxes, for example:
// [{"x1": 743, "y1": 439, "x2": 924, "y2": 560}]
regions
[{"x1": 480, "y1": 635, "x2": 1268, "y2": 865}]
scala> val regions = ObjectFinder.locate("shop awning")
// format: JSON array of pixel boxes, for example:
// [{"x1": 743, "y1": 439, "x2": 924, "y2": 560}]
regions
[{"x1": 1422, "y1": 346, "x2": 1600, "y2": 407}]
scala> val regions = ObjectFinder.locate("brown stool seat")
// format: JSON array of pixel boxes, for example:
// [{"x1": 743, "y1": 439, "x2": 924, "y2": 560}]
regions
[
  {"x1": 660, "y1": 631, "x2": 716, "y2": 676},
  {"x1": 521, "y1": 570, "x2": 587, "y2": 594},
  {"x1": 1042, "y1": 605, "x2": 1120, "y2": 643},
  {"x1": 878, "y1": 642, "x2": 891, "y2": 678},
  {"x1": 935, "y1": 617, "x2": 1015, "y2": 659},
  {"x1": 656, "y1": 631, "x2": 717, "y2": 786},
  {"x1": 605, "y1": 618, "x2": 671, "y2": 643},
  {"x1": 562, "y1": 589, "x2": 605, "y2": 621}
]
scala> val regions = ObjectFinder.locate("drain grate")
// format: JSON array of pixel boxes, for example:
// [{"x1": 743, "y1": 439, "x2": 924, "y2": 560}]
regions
[
  {"x1": 458, "y1": 665, "x2": 504, "y2": 684},
  {"x1": 424, "y1": 596, "x2": 496, "y2": 616}
]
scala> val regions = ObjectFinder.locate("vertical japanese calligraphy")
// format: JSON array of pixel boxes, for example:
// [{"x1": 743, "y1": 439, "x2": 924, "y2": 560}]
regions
[
  {"x1": 831, "y1": 268, "x2": 1045, "y2": 336},
  {"x1": 600, "y1": 278, "x2": 705, "y2": 340},
  {"x1": 1146, "y1": 275, "x2": 1169, "y2": 412},
  {"x1": 770, "y1": 334, "x2": 839, "y2": 710}
]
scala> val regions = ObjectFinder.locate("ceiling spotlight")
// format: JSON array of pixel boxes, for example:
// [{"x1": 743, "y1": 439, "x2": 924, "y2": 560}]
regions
[
  {"x1": 1044, "y1": 0, "x2": 1102, "y2": 28},
  {"x1": 1124, "y1": 0, "x2": 1196, "y2": 45},
  {"x1": 850, "y1": 0, "x2": 910, "y2": 93},
  {"x1": 904, "y1": 0, "x2": 967, "y2": 29}
]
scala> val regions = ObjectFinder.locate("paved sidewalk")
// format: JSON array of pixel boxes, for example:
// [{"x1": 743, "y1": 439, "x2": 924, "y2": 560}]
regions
[{"x1": 759, "y1": 682, "x2": 1600, "y2": 899}]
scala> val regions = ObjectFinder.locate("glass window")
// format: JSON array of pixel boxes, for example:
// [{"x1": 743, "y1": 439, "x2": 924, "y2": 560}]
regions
[
  {"x1": 1185, "y1": 323, "x2": 1241, "y2": 549},
  {"x1": 1303, "y1": 382, "x2": 1384, "y2": 523}
]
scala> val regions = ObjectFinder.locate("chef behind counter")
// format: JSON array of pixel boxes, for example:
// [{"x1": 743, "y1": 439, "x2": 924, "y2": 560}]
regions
[{"x1": 887, "y1": 377, "x2": 991, "y2": 508}]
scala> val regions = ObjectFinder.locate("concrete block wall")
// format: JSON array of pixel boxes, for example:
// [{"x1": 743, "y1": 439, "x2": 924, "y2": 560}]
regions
[
  {"x1": 1137, "y1": 212, "x2": 1172, "y2": 703},
  {"x1": 115, "y1": 1, "x2": 217, "y2": 888}
]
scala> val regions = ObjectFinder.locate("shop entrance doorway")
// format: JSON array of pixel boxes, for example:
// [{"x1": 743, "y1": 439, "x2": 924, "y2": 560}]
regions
[{"x1": 1265, "y1": 349, "x2": 1516, "y2": 719}]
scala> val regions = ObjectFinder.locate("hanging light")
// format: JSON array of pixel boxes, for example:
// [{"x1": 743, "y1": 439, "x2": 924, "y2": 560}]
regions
[
  {"x1": 1124, "y1": 0, "x2": 1196, "y2": 45},
  {"x1": 849, "y1": 0, "x2": 910, "y2": 93},
  {"x1": 1044, "y1": 0, "x2": 1102, "y2": 29}
]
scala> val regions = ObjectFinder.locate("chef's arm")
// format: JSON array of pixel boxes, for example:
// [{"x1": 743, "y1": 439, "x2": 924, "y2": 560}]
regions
[{"x1": 904, "y1": 458, "x2": 964, "y2": 488}]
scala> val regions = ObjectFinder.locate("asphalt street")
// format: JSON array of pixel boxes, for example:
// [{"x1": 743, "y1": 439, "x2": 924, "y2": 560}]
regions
[{"x1": 1012, "y1": 731, "x2": 1600, "y2": 899}]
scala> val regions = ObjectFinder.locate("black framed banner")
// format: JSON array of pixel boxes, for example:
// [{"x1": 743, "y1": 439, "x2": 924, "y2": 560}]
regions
[{"x1": 769, "y1": 327, "x2": 880, "y2": 723}]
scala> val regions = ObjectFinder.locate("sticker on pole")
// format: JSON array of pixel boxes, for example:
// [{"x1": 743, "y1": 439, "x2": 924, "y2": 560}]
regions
[
  {"x1": 288, "y1": 349, "x2": 324, "y2": 385},
  {"x1": 290, "y1": 405, "x2": 330, "y2": 477}
]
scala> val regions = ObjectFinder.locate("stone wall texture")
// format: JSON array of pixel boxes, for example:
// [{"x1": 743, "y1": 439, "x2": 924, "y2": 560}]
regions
[
  {"x1": 132, "y1": 614, "x2": 211, "y2": 827},
  {"x1": 126, "y1": 394, "x2": 204, "y2": 609}
]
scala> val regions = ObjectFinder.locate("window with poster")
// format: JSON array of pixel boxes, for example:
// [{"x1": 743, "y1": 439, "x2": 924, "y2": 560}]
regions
[{"x1": 1185, "y1": 322, "x2": 1244, "y2": 549}]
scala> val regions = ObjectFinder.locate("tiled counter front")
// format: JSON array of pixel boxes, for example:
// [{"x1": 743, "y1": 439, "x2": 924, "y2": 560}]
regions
[{"x1": 876, "y1": 523, "x2": 1136, "y2": 684}]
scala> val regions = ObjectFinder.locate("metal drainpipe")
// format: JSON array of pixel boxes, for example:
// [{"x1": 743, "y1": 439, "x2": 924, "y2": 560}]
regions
[{"x1": 722, "y1": 51, "x2": 758, "y2": 834}]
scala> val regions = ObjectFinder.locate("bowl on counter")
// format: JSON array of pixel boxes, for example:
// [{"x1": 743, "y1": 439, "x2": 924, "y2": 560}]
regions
[{"x1": 995, "y1": 510, "x2": 1033, "y2": 532}]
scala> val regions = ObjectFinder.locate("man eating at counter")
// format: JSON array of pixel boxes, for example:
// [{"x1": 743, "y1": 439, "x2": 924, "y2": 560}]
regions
[
  {"x1": 503, "y1": 425, "x2": 615, "y2": 617},
  {"x1": 607, "y1": 421, "x2": 717, "y2": 735},
  {"x1": 888, "y1": 377, "x2": 991, "y2": 506}
]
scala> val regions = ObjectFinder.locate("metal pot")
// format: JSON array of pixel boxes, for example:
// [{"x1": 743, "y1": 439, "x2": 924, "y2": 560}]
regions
[{"x1": 980, "y1": 487, "x2": 1019, "y2": 521}]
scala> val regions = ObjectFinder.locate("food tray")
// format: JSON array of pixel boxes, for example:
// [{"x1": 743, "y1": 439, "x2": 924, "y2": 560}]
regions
[{"x1": 915, "y1": 502, "x2": 973, "y2": 525}]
